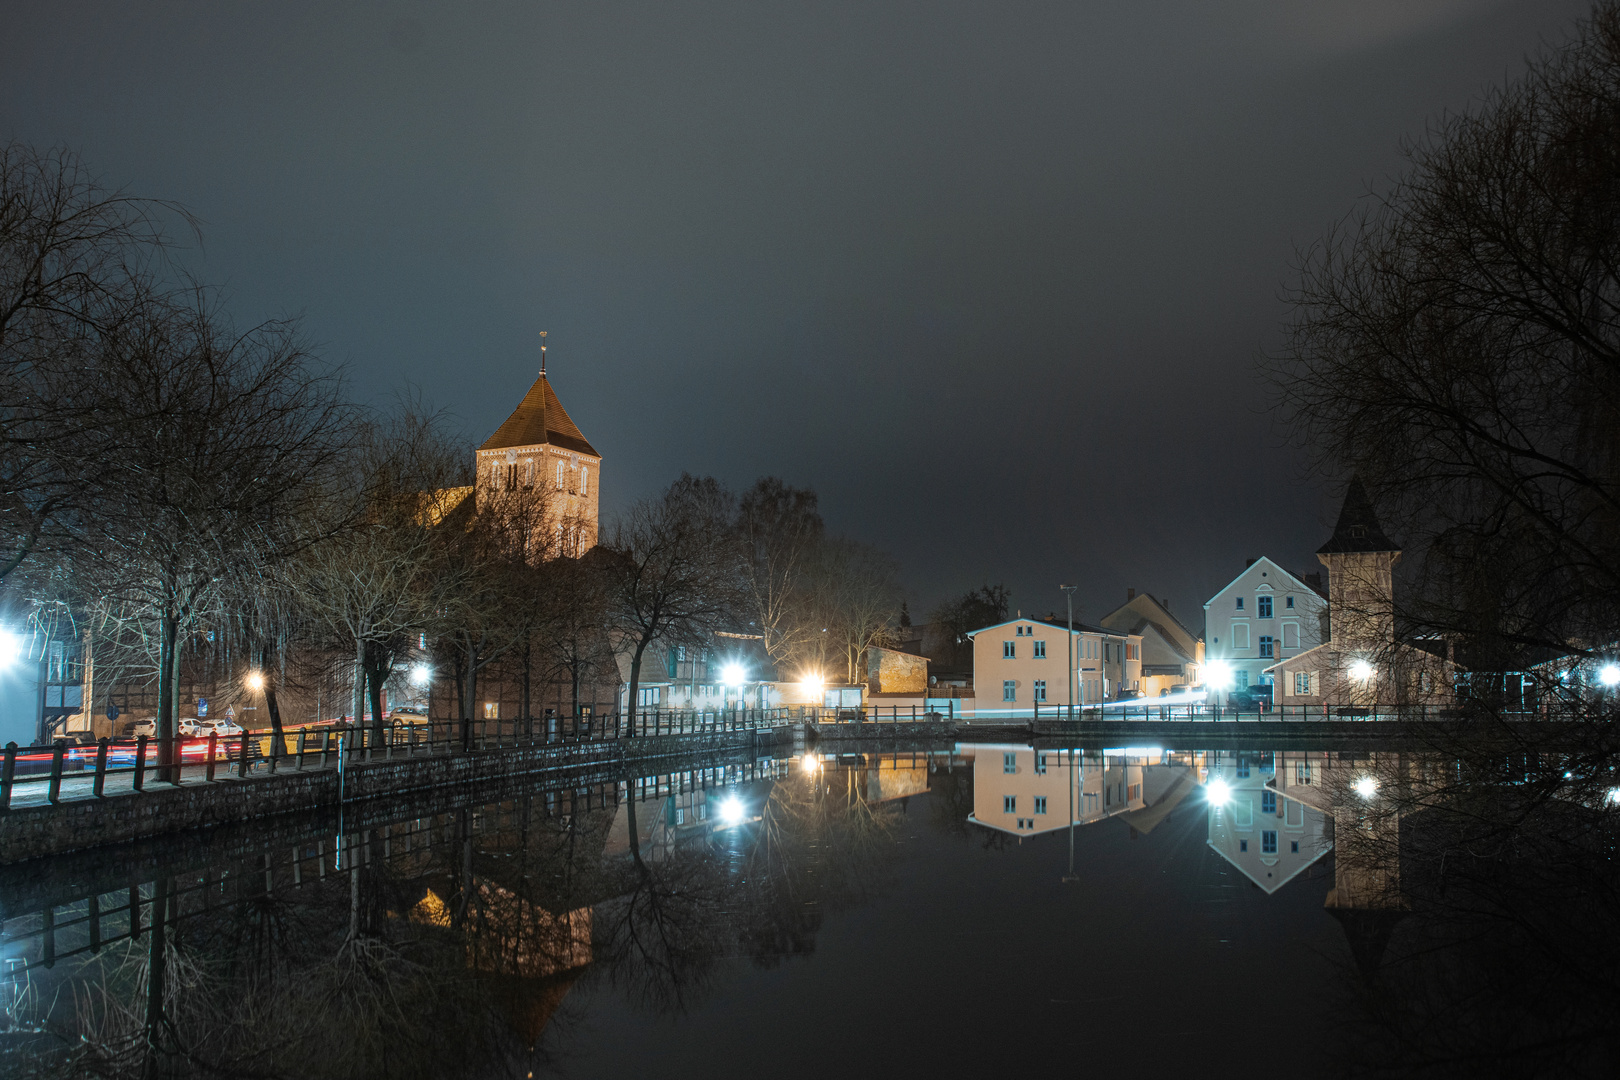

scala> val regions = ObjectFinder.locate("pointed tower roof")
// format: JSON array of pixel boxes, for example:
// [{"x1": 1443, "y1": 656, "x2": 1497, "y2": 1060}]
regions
[
  {"x1": 479, "y1": 373, "x2": 599, "y2": 457},
  {"x1": 1317, "y1": 475, "x2": 1398, "y2": 554}
]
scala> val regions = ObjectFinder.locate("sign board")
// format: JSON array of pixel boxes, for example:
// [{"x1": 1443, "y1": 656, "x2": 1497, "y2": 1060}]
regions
[
  {"x1": 196, "y1": 697, "x2": 208, "y2": 717},
  {"x1": 107, "y1": 704, "x2": 120, "y2": 721}
]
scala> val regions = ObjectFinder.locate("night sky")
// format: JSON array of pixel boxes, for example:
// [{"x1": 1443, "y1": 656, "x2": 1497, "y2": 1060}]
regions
[{"x1": 0, "y1": 1, "x2": 1593, "y2": 628}]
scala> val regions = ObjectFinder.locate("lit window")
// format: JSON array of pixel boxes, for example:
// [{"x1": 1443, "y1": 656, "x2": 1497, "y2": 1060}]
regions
[
  {"x1": 1004, "y1": 753, "x2": 1017, "y2": 774},
  {"x1": 1262, "y1": 830, "x2": 1277, "y2": 854},
  {"x1": 1003, "y1": 641, "x2": 1015, "y2": 658},
  {"x1": 1034, "y1": 796, "x2": 1047, "y2": 815},
  {"x1": 1294, "y1": 672, "x2": 1311, "y2": 695},
  {"x1": 1003, "y1": 681, "x2": 1016, "y2": 702},
  {"x1": 483, "y1": 702, "x2": 499, "y2": 719},
  {"x1": 1004, "y1": 795, "x2": 1016, "y2": 813},
  {"x1": 1258, "y1": 595, "x2": 1273, "y2": 618},
  {"x1": 1259, "y1": 635, "x2": 1274, "y2": 658},
  {"x1": 1034, "y1": 680, "x2": 1047, "y2": 701},
  {"x1": 1034, "y1": 641, "x2": 1046, "y2": 658}
]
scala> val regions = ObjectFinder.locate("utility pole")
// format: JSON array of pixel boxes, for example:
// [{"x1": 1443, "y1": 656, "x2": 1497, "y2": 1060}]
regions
[{"x1": 1060, "y1": 585, "x2": 1077, "y2": 721}]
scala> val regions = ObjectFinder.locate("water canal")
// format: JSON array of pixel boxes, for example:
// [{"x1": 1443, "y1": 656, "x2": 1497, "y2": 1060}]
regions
[{"x1": 1, "y1": 738, "x2": 1613, "y2": 1078}]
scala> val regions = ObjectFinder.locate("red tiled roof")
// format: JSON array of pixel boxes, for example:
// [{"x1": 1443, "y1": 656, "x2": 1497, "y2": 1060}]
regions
[{"x1": 479, "y1": 374, "x2": 599, "y2": 457}]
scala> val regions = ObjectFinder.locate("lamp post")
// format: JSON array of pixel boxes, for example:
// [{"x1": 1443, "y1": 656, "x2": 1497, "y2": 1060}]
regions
[{"x1": 1060, "y1": 585, "x2": 1077, "y2": 721}]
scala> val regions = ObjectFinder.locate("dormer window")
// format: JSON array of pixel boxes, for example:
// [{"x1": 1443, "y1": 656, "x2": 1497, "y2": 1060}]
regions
[{"x1": 1350, "y1": 525, "x2": 1368, "y2": 539}]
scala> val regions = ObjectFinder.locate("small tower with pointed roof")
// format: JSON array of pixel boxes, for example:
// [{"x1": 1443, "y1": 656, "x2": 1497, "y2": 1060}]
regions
[
  {"x1": 475, "y1": 345, "x2": 601, "y2": 554},
  {"x1": 1316, "y1": 476, "x2": 1400, "y2": 647}
]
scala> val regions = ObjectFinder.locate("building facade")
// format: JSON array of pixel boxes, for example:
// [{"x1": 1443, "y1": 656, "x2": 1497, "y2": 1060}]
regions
[
  {"x1": 1097, "y1": 589, "x2": 1204, "y2": 696},
  {"x1": 968, "y1": 615, "x2": 1143, "y2": 712},
  {"x1": 1202, "y1": 557, "x2": 1327, "y2": 697}
]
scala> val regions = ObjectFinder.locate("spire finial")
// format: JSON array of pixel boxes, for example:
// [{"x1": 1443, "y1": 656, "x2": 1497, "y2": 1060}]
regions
[{"x1": 539, "y1": 331, "x2": 547, "y2": 376}]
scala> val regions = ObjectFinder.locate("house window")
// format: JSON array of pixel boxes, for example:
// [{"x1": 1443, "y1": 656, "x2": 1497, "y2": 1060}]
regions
[
  {"x1": 1235, "y1": 597, "x2": 1244, "y2": 610},
  {"x1": 1003, "y1": 681, "x2": 1016, "y2": 702},
  {"x1": 1262, "y1": 830, "x2": 1277, "y2": 854},
  {"x1": 1003, "y1": 641, "x2": 1015, "y2": 658},
  {"x1": 1291, "y1": 841, "x2": 1299, "y2": 853},
  {"x1": 483, "y1": 702, "x2": 499, "y2": 719},
  {"x1": 1236, "y1": 758, "x2": 1250, "y2": 779},
  {"x1": 580, "y1": 466, "x2": 588, "y2": 495},
  {"x1": 1259, "y1": 635, "x2": 1274, "y2": 658},
  {"x1": 1294, "y1": 671, "x2": 1311, "y2": 695},
  {"x1": 1004, "y1": 753, "x2": 1017, "y2": 774},
  {"x1": 1035, "y1": 754, "x2": 1047, "y2": 775},
  {"x1": 1286, "y1": 596, "x2": 1294, "y2": 609},
  {"x1": 1296, "y1": 761, "x2": 1313, "y2": 785},
  {"x1": 1239, "y1": 840, "x2": 1248, "y2": 852},
  {"x1": 1034, "y1": 640, "x2": 1046, "y2": 658},
  {"x1": 1004, "y1": 795, "x2": 1016, "y2": 813},
  {"x1": 1234, "y1": 669, "x2": 1249, "y2": 689},
  {"x1": 1034, "y1": 796, "x2": 1047, "y2": 815},
  {"x1": 557, "y1": 461, "x2": 565, "y2": 485},
  {"x1": 1261, "y1": 791, "x2": 1276, "y2": 814},
  {"x1": 1034, "y1": 680, "x2": 1047, "y2": 701},
  {"x1": 1258, "y1": 595, "x2": 1273, "y2": 618}
]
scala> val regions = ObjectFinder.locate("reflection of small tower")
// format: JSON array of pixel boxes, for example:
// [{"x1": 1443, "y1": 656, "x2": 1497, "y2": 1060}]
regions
[
  {"x1": 1317, "y1": 476, "x2": 1400, "y2": 647},
  {"x1": 1325, "y1": 800, "x2": 1407, "y2": 977}
]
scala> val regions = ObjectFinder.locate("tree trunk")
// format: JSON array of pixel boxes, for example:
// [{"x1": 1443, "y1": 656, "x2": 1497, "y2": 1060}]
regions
[
  {"x1": 521, "y1": 636, "x2": 532, "y2": 722},
  {"x1": 570, "y1": 652, "x2": 582, "y2": 719},
  {"x1": 260, "y1": 643, "x2": 285, "y2": 746},
  {"x1": 142, "y1": 876, "x2": 170, "y2": 1079},
  {"x1": 352, "y1": 635, "x2": 367, "y2": 732},
  {"x1": 625, "y1": 637, "x2": 649, "y2": 738},
  {"x1": 367, "y1": 660, "x2": 387, "y2": 744},
  {"x1": 624, "y1": 782, "x2": 646, "y2": 873},
  {"x1": 460, "y1": 635, "x2": 479, "y2": 751}
]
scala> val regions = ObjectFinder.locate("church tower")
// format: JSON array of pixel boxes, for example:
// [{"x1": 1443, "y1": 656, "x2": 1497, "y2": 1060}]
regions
[
  {"x1": 1316, "y1": 476, "x2": 1400, "y2": 647},
  {"x1": 475, "y1": 343, "x2": 601, "y2": 555}
]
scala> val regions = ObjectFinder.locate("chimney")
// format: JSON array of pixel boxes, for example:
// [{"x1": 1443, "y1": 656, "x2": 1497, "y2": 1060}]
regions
[{"x1": 1127, "y1": 588, "x2": 1135, "y2": 601}]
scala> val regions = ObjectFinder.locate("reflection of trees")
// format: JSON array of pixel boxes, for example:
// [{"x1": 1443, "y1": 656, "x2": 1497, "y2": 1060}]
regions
[{"x1": 1322, "y1": 742, "x2": 1620, "y2": 1078}]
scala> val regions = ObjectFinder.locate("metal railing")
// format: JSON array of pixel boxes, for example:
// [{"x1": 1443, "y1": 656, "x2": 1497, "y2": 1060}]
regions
[{"x1": 0, "y1": 706, "x2": 806, "y2": 811}]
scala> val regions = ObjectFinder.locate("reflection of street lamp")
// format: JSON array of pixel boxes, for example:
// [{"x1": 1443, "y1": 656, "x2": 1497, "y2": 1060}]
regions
[
  {"x1": 1206, "y1": 778, "x2": 1232, "y2": 807},
  {"x1": 0, "y1": 629, "x2": 23, "y2": 669},
  {"x1": 1599, "y1": 664, "x2": 1620, "y2": 688},
  {"x1": 1354, "y1": 775, "x2": 1379, "y2": 799},
  {"x1": 718, "y1": 795, "x2": 746, "y2": 827}
]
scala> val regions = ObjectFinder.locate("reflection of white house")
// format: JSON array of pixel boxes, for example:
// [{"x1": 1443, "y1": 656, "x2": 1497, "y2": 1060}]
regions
[
  {"x1": 1203, "y1": 558, "x2": 1326, "y2": 697},
  {"x1": 1204, "y1": 751, "x2": 1331, "y2": 893},
  {"x1": 966, "y1": 746, "x2": 1197, "y2": 838}
]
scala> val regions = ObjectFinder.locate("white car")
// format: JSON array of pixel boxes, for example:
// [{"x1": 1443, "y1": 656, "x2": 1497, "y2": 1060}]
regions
[
  {"x1": 122, "y1": 718, "x2": 156, "y2": 738},
  {"x1": 202, "y1": 717, "x2": 243, "y2": 737},
  {"x1": 178, "y1": 717, "x2": 204, "y2": 736}
]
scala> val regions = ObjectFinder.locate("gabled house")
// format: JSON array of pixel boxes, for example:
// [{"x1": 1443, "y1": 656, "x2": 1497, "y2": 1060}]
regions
[
  {"x1": 1097, "y1": 589, "x2": 1205, "y2": 696},
  {"x1": 1203, "y1": 557, "x2": 1327, "y2": 698}
]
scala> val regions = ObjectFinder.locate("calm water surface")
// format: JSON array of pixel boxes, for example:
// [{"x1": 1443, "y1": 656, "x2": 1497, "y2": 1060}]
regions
[{"x1": 2, "y1": 741, "x2": 1608, "y2": 1078}]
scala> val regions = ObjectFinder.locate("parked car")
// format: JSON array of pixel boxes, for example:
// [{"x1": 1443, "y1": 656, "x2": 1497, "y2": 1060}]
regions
[
  {"x1": 201, "y1": 717, "x2": 243, "y2": 737},
  {"x1": 177, "y1": 717, "x2": 204, "y2": 736},
  {"x1": 122, "y1": 718, "x2": 156, "y2": 738},
  {"x1": 387, "y1": 703, "x2": 429, "y2": 725}
]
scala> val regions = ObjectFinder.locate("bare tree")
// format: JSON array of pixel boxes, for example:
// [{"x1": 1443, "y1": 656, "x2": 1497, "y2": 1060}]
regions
[
  {"x1": 0, "y1": 143, "x2": 192, "y2": 583},
  {"x1": 603, "y1": 474, "x2": 743, "y2": 736},
  {"x1": 83, "y1": 297, "x2": 351, "y2": 779},
  {"x1": 735, "y1": 477, "x2": 823, "y2": 673},
  {"x1": 1273, "y1": 4, "x2": 1620, "y2": 672},
  {"x1": 803, "y1": 537, "x2": 903, "y2": 685}
]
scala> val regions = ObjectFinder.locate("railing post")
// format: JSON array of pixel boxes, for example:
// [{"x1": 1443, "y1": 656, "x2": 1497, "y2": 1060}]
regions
[
  {"x1": 238, "y1": 729, "x2": 251, "y2": 778},
  {"x1": 320, "y1": 728, "x2": 330, "y2": 769},
  {"x1": 134, "y1": 735, "x2": 148, "y2": 791},
  {"x1": 206, "y1": 731, "x2": 218, "y2": 782},
  {"x1": 0, "y1": 742, "x2": 14, "y2": 810},
  {"x1": 47, "y1": 740, "x2": 66, "y2": 803},
  {"x1": 296, "y1": 731, "x2": 307, "y2": 770},
  {"x1": 94, "y1": 738, "x2": 109, "y2": 797}
]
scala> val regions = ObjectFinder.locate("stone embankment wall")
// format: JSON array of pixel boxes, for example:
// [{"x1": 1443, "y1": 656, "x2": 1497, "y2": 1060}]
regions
[{"x1": 0, "y1": 728, "x2": 788, "y2": 866}]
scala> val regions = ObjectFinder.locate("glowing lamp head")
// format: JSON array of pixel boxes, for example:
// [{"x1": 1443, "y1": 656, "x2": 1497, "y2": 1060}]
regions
[
  {"x1": 1349, "y1": 659, "x2": 1375, "y2": 682},
  {"x1": 1599, "y1": 664, "x2": 1620, "y2": 688},
  {"x1": 1354, "y1": 775, "x2": 1379, "y2": 799},
  {"x1": 721, "y1": 663, "x2": 747, "y2": 687},
  {"x1": 1206, "y1": 778, "x2": 1231, "y2": 807},
  {"x1": 0, "y1": 630, "x2": 23, "y2": 669},
  {"x1": 717, "y1": 795, "x2": 746, "y2": 827},
  {"x1": 244, "y1": 671, "x2": 266, "y2": 692},
  {"x1": 1207, "y1": 662, "x2": 1233, "y2": 690},
  {"x1": 801, "y1": 672, "x2": 824, "y2": 692},
  {"x1": 410, "y1": 663, "x2": 432, "y2": 687}
]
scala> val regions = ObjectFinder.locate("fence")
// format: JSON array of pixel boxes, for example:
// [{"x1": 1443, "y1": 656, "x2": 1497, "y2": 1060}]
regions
[{"x1": 0, "y1": 706, "x2": 805, "y2": 811}]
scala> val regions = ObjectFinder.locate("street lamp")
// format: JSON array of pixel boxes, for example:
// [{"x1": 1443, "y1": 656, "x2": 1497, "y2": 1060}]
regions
[
  {"x1": 1354, "y1": 775, "x2": 1379, "y2": 799},
  {"x1": 1060, "y1": 585, "x2": 1077, "y2": 720},
  {"x1": 1349, "y1": 659, "x2": 1375, "y2": 682},
  {"x1": 410, "y1": 663, "x2": 432, "y2": 687},
  {"x1": 244, "y1": 671, "x2": 266, "y2": 692},
  {"x1": 1599, "y1": 664, "x2": 1620, "y2": 688}
]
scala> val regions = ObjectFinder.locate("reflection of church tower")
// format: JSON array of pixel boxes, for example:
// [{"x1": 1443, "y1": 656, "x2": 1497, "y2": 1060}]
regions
[
  {"x1": 1317, "y1": 476, "x2": 1400, "y2": 647},
  {"x1": 1325, "y1": 801, "x2": 1407, "y2": 977},
  {"x1": 475, "y1": 345, "x2": 601, "y2": 553}
]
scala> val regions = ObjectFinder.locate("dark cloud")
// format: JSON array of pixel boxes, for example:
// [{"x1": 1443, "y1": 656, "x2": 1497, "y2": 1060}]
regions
[{"x1": 0, "y1": 0, "x2": 1592, "y2": 626}]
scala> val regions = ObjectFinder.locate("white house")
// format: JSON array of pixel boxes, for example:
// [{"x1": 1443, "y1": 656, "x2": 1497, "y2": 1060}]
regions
[{"x1": 1202, "y1": 557, "x2": 1326, "y2": 697}]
